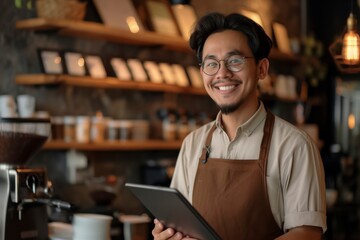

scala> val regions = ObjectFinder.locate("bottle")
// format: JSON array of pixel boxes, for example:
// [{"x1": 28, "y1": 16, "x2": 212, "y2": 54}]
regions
[{"x1": 91, "y1": 112, "x2": 105, "y2": 143}]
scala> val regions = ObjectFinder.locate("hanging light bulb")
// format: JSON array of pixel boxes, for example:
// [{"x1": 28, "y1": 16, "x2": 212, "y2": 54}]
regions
[
  {"x1": 342, "y1": 13, "x2": 360, "y2": 65},
  {"x1": 348, "y1": 112, "x2": 356, "y2": 129}
]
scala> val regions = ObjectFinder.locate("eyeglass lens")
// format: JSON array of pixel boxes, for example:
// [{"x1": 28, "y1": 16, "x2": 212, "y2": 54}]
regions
[{"x1": 202, "y1": 55, "x2": 248, "y2": 75}]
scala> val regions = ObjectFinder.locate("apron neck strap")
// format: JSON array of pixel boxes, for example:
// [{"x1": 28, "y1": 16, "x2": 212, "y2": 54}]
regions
[{"x1": 199, "y1": 111, "x2": 275, "y2": 165}]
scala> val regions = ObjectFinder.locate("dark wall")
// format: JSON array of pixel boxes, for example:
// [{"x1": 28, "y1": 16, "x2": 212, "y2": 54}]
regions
[{"x1": 306, "y1": 1, "x2": 359, "y2": 149}]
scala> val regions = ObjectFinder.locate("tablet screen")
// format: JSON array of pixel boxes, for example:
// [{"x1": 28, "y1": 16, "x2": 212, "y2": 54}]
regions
[{"x1": 125, "y1": 183, "x2": 221, "y2": 240}]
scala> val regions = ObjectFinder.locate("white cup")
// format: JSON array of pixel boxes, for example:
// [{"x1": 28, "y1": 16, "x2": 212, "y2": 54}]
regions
[
  {"x1": 73, "y1": 213, "x2": 112, "y2": 240},
  {"x1": 17, "y1": 94, "x2": 36, "y2": 118},
  {"x1": 0, "y1": 95, "x2": 17, "y2": 117}
]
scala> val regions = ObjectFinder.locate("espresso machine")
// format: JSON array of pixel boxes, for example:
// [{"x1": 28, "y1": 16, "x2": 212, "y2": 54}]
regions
[{"x1": 0, "y1": 118, "x2": 55, "y2": 240}]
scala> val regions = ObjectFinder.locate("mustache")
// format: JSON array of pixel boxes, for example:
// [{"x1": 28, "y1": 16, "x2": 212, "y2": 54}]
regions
[{"x1": 210, "y1": 79, "x2": 243, "y2": 87}]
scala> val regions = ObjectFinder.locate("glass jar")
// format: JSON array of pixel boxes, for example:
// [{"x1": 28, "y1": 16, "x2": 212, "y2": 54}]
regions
[
  {"x1": 106, "y1": 119, "x2": 119, "y2": 141},
  {"x1": 51, "y1": 116, "x2": 64, "y2": 140},
  {"x1": 118, "y1": 120, "x2": 133, "y2": 141},
  {"x1": 63, "y1": 116, "x2": 76, "y2": 142},
  {"x1": 76, "y1": 116, "x2": 90, "y2": 143},
  {"x1": 132, "y1": 120, "x2": 149, "y2": 140},
  {"x1": 177, "y1": 117, "x2": 189, "y2": 140},
  {"x1": 162, "y1": 114, "x2": 177, "y2": 140}
]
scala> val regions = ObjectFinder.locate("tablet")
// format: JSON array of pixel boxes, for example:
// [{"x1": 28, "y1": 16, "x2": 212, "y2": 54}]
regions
[{"x1": 125, "y1": 183, "x2": 221, "y2": 240}]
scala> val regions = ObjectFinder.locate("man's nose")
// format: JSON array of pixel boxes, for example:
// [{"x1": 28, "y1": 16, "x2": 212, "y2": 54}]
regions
[{"x1": 217, "y1": 61, "x2": 233, "y2": 78}]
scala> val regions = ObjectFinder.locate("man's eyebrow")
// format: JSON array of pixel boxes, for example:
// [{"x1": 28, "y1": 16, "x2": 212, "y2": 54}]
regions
[
  {"x1": 227, "y1": 50, "x2": 244, "y2": 56},
  {"x1": 203, "y1": 50, "x2": 245, "y2": 60},
  {"x1": 203, "y1": 54, "x2": 216, "y2": 60}
]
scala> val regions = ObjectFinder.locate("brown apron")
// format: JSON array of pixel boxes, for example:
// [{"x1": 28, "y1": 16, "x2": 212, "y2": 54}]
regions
[{"x1": 193, "y1": 112, "x2": 283, "y2": 240}]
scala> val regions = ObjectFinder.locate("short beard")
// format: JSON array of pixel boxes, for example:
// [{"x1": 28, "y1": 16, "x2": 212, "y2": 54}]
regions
[{"x1": 218, "y1": 103, "x2": 240, "y2": 115}]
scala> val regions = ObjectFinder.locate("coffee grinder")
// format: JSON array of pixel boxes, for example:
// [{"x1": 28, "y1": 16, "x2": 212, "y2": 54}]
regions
[{"x1": 0, "y1": 118, "x2": 52, "y2": 240}]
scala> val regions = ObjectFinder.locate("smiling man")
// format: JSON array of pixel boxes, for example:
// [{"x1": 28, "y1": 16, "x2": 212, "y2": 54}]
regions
[{"x1": 152, "y1": 12, "x2": 326, "y2": 240}]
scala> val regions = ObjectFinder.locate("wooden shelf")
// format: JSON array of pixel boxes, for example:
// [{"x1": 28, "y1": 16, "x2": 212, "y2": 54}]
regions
[
  {"x1": 15, "y1": 74, "x2": 207, "y2": 95},
  {"x1": 43, "y1": 140, "x2": 183, "y2": 151},
  {"x1": 16, "y1": 18, "x2": 300, "y2": 61},
  {"x1": 15, "y1": 18, "x2": 189, "y2": 52}
]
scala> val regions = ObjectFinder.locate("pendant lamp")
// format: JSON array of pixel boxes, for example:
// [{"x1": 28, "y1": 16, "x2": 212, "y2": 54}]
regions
[
  {"x1": 342, "y1": 13, "x2": 360, "y2": 64},
  {"x1": 329, "y1": 1, "x2": 360, "y2": 73}
]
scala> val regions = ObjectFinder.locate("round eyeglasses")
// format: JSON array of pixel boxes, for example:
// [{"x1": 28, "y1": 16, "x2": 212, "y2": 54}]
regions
[{"x1": 200, "y1": 55, "x2": 253, "y2": 76}]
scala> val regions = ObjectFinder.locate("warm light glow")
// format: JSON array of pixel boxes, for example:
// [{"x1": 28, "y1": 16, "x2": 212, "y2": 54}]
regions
[
  {"x1": 54, "y1": 56, "x2": 61, "y2": 64},
  {"x1": 126, "y1": 16, "x2": 140, "y2": 33},
  {"x1": 77, "y1": 57, "x2": 85, "y2": 67},
  {"x1": 342, "y1": 30, "x2": 360, "y2": 64},
  {"x1": 348, "y1": 113, "x2": 356, "y2": 129}
]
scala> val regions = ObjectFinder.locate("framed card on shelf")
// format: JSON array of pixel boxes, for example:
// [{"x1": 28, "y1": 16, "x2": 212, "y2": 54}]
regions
[
  {"x1": 144, "y1": 61, "x2": 163, "y2": 84},
  {"x1": 186, "y1": 66, "x2": 203, "y2": 88},
  {"x1": 127, "y1": 59, "x2": 148, "y2": 82},
  {"x1": 239, "y1": 9, "x2": 264, "y2": 28},
  {"x1": 171, "y1": 4, "x2": 198, "y2": 40},
  {"x1": 39, "y1": 50, "x2": 63, "y2": 74},
  {"x1": 93, "y1": 0, "x2": 145, "y2": 33},
  {"x1": 172, "y1": 64, "x2": 189, "y2": 87},
  {"x1": 111, "y1": 58, "x2": 132, "y2": 80},
  {"x1": 64, "y1": 52, "x2": 86, "y2": 76},
  {"x1": 158, "y1": 63, "x2": 176, "y2": 85},
  {"x1": 272, "y1": 22, "x2": 292, "y2": 54},
  {"x1": 145, "y1": 0, "x2": 180, "y2": 36},
  {"x1": 85, "y1": 55, "x2": 107, "y2": 78}
]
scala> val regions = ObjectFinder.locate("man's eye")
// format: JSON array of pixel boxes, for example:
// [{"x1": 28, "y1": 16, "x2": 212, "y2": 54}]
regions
[
  {"x1": 228, "y1": 58, "x2": 244, "y2": 65},
  {"x1": 206, "y1": 61, "x2": 218, "y2": 68}
]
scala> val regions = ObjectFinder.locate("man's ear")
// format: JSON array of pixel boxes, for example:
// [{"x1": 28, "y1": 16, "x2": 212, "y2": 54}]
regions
[
  {"x1": 257, "y1": 58, "x2": 269, "y2": 80},
  {"x1": 199, "y1": 65, "x2": 204, "y2": 78}
]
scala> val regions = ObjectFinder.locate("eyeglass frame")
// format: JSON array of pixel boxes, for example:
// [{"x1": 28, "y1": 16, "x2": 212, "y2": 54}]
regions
[{"x1": 199, "y1": 55, "x2": 253, "y2": 76}]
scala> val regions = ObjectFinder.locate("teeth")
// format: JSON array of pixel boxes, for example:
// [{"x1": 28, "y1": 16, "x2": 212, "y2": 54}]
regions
[{"x1": 218, "y1": 85, "x2": 235, "y2": 91}]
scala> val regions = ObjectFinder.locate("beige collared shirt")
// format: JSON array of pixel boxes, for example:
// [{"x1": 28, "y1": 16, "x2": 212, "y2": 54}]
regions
[{"x1": 170, "y1": 101, "x2": 327, "y2": 232}]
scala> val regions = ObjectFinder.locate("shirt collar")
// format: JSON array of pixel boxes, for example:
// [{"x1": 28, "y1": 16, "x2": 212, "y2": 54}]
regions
[{"x1": 214, "y1": 101, "x2": 267, "y2": 137}]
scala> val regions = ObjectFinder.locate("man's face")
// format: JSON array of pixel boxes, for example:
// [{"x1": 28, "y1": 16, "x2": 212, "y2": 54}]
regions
[{"x1": 200, "y1": 30, "x2": 266, "y2": 115}]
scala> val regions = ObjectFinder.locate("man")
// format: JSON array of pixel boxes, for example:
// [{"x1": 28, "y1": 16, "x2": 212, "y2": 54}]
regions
[{"x1": 153, "y1": 12, "x2": 326, "y2": 240}]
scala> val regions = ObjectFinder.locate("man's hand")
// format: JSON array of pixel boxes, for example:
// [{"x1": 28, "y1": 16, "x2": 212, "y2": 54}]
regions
[{"x1": 152, "y1": 219, "x2": 198, "y2": 240}]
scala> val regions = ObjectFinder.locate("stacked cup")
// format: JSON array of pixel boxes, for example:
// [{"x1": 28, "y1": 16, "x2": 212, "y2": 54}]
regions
[
  {"x1": 73, "y1": 213, "x2": 112, "y2": 240},
  {"x1": 0, "y1": 95, "x2": 17, "y2": 117},
  {"x1": 17, "y1": 94, "x2": 36, "y2": 118}
]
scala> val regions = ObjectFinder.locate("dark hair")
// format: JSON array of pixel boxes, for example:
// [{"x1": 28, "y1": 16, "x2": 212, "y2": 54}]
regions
[{"x1": 189, "y1": 12, "x2": 273, "y2": 63}]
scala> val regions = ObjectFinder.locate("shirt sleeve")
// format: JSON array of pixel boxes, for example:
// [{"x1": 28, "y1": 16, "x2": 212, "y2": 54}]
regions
[
  {"x1": 281, "y1": 134, "x2": 327, "y2": 233},
  {"x1": 170, "y1": 138, "x2": 191, "y2": 200}
]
